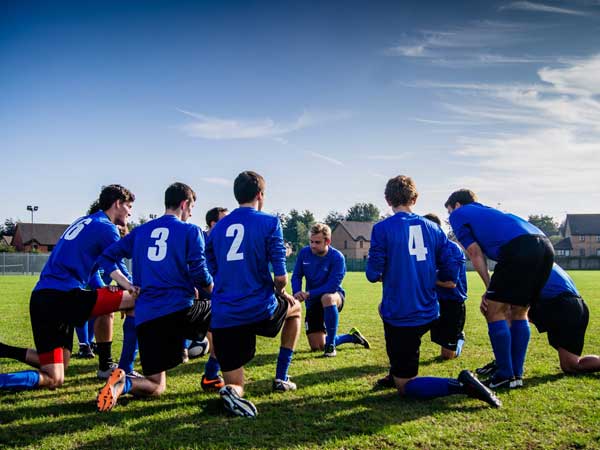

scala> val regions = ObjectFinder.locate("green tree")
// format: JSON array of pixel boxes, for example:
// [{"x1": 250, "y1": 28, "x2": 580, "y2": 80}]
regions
[
  {"x1": 2, "y1": 218, "x2": 17, "y2": 236},
  {"x1": 282, "y1": 209, "x2": 316, "y2": 251},
  {"x1": 346, "y1": 203, "x2": 380, "y2": 222},
  {"x1": 324, "y1": 211, "x2": 345, "y2": 230},
  {"x1": 528, "y1": 214, "x2": 559, "y2": 237}
]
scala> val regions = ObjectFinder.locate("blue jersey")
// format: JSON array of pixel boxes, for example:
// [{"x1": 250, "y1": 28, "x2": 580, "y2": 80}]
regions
[
  {"x1": 97, "y1": 214, "x2": 212, "y2": 326},
  {"x1": 35, "y1": 211, "x2": 120, "y2": 292},
  {"x1": 539, "y1": 264, "x2": 579, "y2": 299},
  {"x1": 449, "y1": 203, "x2": 542, "y2": 261},
  {"x1": 366, "y1": 212, "x2": 458, "y2": 327},
  {"x1": 291, "y1": 245, "x2": 346, "y2": 308},
  {"x1": 436, "y1": 240, "x2": 468, "y2": 303},
  {"x1": 206, "y1": 207, "x2": 286, "y2": 328}
]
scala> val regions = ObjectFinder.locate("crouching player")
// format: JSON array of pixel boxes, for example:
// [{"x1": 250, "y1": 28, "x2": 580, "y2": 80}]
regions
[
  {"x1": 0, "y1": 184, "x2": 138, "y2": 391},
  {"x1": 367, "y1": 175, "x2": 500, "y2": 408},
  {"x1": 291, "y1": 223, "x2": 370, "y2": 357},
  {"x1": 96, "y1": 182, "x2": 215, "y2": 412},
  {"x1": 423, "y1": 214, "x2": 467, "y2": 360}
]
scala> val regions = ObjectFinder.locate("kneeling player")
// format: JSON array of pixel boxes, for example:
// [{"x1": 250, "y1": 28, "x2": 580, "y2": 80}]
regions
[
  {"x1": 291, "y1": 223, "x2": 369, "y2": 357},
  {"x1": 96, "y1": 182, "x2": 216, "y2": 411}
]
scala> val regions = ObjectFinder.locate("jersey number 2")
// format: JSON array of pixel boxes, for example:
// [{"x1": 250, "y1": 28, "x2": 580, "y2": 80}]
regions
[
  {"x1": 147, "y1": 227, "x2": 169, "y2": 261},
  {"x1": 226, "y1": 224, "x2": 244, "y2": 261},
  {"x1": 408, "y1": 225, "x2": 428, "y2": 261}
]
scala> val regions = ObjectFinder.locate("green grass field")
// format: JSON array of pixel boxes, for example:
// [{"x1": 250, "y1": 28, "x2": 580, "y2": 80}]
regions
[{"x1": 1, "y1": 272, "x2": 600, "y2": 449}]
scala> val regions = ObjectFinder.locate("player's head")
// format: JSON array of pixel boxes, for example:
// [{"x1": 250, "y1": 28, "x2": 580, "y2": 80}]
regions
[
  {"x1": 87, "y1": 200, "x2": 101, "y2": 215},
  {"x1": 423, "y1": 213, "x2": 442, "y2": 227},
  {"x1": 206, "y1": 207, "x2": 228, "y2": 230},
  {"x1": 165, "y1": 182, "x2": 196, "y2": 221},
  {"x1": 234, "y1": 171, "x2": 266, "y2": 210},
  {"x1": 445, "y1": 189, "x2": 477, "y2": 213},
  {"x1": 98, "y1": 184, "x2": 135, "y2": 227},
  {"x1": 384, "y1": 175, "x2": 418, "y2": 208},
  {"x1": 309, "y1": 223, "x2": 331, "y2": 256}
]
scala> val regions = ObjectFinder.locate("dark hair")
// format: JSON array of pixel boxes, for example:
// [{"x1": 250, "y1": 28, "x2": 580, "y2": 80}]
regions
[
  {"x1": 384, "y1": 175, "x2": 418, "y2": 207},
  {"x1": 206, "y1": 207, "x2": 228, "y2": 227},
  {"x1": 444, "y1": 189, "x2": 477, "y2": 208},
  {"x1": 87, "y1": 200, "x2": 101, "y2": 215},
  {"x1": 233, "y1": 171, "x2": 265, "y2": 204},
  {"x1": 98, "y1": 185, "x2": 135, "y2": 211},
  {"x1": 165, "y1": 182, "x2": 196, "y2": 209},
  {"x1": 423, "y1": 213, "x2": 441, "y2": 226}
]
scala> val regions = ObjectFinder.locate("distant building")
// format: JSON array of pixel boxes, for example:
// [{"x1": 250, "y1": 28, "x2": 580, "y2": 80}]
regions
[
  {"x1": 1, "y1": 235, "x2": 13, "y2": 247},
  {"x1": 12, "y1": 223, "x2": 69, "y2": 253},
  {"x1": 556, "y1": 214, "x2": 600, "y2": 257},
  {"x1": 331, "y1": 221, "x2": 375, "y2": 260}
]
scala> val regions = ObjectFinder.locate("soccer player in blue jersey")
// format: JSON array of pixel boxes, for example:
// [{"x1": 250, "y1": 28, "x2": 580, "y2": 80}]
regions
[
  {"x1": 0, "y1": 185, "x2": 138, "y2": 392},
  {"x1": 96, "y1": 182, "x2": 214, "y2": 412},
  {"x1": 423, "y1": 213, "x2": 467, "y2": 360},
  {"x1": 478, "y1": 264, "x2": 600, "y2": 377},
  {"x1": 367, "y1": 175, "x2": 500, "y2": 407},
  {"x1": 446, "y1": 189, "x2": 554, "y2": 389},
  {"x1": 207, "y1": 171, "x2": 302, "y2": 418},
  {"x1": 292, "y1": 222, "x2": 370, "y2": 357}
]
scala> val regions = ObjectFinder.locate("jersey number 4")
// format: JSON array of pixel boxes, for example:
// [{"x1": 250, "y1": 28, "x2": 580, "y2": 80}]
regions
[
  {"x1": 148, "y1": 227, "x2": 169, "y2": 261},
  {"x1": 408, "y1": 225, "x2": 428, "y2": 261},
  {"x1": 226, "y1": 224, "x2": 244, "y2": 261}
]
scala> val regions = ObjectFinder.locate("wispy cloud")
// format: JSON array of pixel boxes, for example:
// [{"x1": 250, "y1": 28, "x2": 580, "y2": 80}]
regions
[
  {"x1": 500, "y1": 1, "x2": 589, "y2": 16},
  {"x1": 366, "y1": 153, "x2": 412, "y2": 160},
  {"x1": 307, "y1": 151, "x2": 344, "y2": 166},
  {"x1": 200, "y1": 177, "x2": 230, "y2": 186},
  {"x1": 177, "y1": 109, "x2": 352, "y2": 140}
]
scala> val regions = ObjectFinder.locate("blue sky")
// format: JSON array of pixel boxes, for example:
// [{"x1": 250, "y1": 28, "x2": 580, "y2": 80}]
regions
[{"x1": 2, "y1": 0, "x2": 600, "y2": 228}]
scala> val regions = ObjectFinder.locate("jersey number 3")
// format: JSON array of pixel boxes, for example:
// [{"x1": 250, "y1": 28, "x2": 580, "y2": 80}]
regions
[
  {"x1": 148, "y1": 227, "x2": 169, "y2": 261},
  {"x1": 226, "y1": 224, "x2": 244, "y2": 261},
  {"x1": 408, "y1": 225, "x2": 428, "y2": 261}
]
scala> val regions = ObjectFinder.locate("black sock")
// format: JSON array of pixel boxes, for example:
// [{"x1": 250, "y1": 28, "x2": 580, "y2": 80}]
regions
[
  {"x1": 0, "y1": 342, "x2": 29, "y2": 364},
  {"x1": 96, "y1": 341, "x2": 113, "y2": 370}
]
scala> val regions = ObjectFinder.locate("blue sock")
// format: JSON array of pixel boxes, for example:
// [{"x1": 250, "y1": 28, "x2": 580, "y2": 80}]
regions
[
  {"x1": 204, "y1": 356, "x2": 220, "y2": 379},
  {"x1": 488, "y1": 320, "x2": 513, "y2": 378},
  {"x1": 122, "y1": 376, "x2": 132, "y2": 395},
  {"x1": 455, "y1": 338, "x2": 465, "y2": 357},
  {"x1": 75, "y1": 323, "x2": 89, "y2": 346},
  {"x1": 510, "y1": 320, "x2": 530, "y2": 378},
  {"x1": 275, "y1": 347, "x2": 294, "y2": 381},
  {"x1": 404, "y1": 377, "x2": 459, "y2": 399},
  {"x1": 0, "y1": 370, "x2": 40, "y2": 391},
  {"x1": 323, "y1": 305, "x2": 339, "y2": 347},
  {"x1": 334, "y1": 334, "x2": 355, "y2": 346},
  {"x1": 88, "y1": 318, "x2": 96, "y2": 343},
  {"x1": 118, "y1": 316, "x2": 138, "y2": 373}
]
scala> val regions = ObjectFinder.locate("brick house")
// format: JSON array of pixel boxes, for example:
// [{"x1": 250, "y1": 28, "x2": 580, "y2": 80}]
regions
[
  {"x1": 12, "y1": 223, "x2": 69, "y2": 253},
  {"x1": 556, "y1": 214, "x2": 600, "y2": 257},
  {"x1": 330, "y1": 221, "x2": 375, "y2": 260}
]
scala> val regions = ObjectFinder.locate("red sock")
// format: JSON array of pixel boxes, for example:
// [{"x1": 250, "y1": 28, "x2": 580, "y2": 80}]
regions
[
  {"x1": 90, "y1": 288, "x2": 124, "y2": 317},
  {"x1": 39, "y1": 348, "x2": 64, "y2": 365}
]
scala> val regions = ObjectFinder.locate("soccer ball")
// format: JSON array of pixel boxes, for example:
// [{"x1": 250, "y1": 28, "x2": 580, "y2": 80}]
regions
[{"x1": 188, "y1": 337, "x2": 210, "y2": 359}]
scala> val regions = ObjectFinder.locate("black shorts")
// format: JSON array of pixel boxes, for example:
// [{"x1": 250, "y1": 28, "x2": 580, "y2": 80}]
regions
[
  {"x1": 29, "y1": 289, "x2": 97, "y2": 354},
  {"x1": 212, "y1": 295, "x2": 288, "y2": 372},
  {"x1": 487, "y1": 234, "x2": 554, "y2": 307},
  {"x1": 305, "y1": 292, "x2": 345, "y2": 334},
  {"x1": 430, "y1": 299, "x2": 466, "y2": 351},
  {"x1": 136, "y1": 299, "x2": 211, "y2": 376},
  {"x1": 384, "y1": 321, "x2": 432, "y2": 379},
  {"x1": 529, "y1": 294, "x2": 589, "y2": 355}
]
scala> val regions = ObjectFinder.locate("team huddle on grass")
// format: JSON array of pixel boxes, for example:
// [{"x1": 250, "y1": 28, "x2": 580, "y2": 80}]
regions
[{"x1": 1, "y1": 171, "x2": 598, "y2": 418}]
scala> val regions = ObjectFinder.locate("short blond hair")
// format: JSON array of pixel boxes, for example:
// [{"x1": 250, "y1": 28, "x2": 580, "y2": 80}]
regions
[{"x1": 310, "y1": 223, "x2": 331, "y2": 240}]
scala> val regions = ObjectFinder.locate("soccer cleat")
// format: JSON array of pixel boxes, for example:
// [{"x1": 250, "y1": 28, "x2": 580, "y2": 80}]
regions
[
  {"x1": 74, "y1": 344, "x2": 95, "y2": 359},
  {"x1": 475, "y1": 360, "x2": 497, "y2": 378},
  {"x1": 97, "y1": 368, "x2": 126, "y2": 412},
  {"x1": 219, "y1": 385, "x2": 257, "y2": 418},
  {"x1": 374, "y1": 373, "x2": 395, "y2": 390},
  {"x1": 272, "y1": 378, "x2": 297, "y2": 392},
  {"x1": 511, "y1": 376, "x2": 524, "y2": 388},
  {"x1": 97, "y1": 362, "x2": 118, "y2": 380},
  {"x1": 484, "y1": 373, "x2": 515, "y2": 390},
  {"x1": 349, "y1": 327, "x2": 371, "y2": 349},
  {"x1": 323, "y1": 344, "x2": 337, "y2": 357},
  {"x1": 126, "y1": 370, "x2": 144, "y2": 379},
  {"x1": 201, "y1": 374, "x2": 225, "y2": 392},
  {"x1": 458, "y1": 370, "x2": 502, "y2": 408}
]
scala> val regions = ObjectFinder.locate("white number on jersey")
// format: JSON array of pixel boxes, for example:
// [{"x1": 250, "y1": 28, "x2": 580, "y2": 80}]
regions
[
  {"x1": 408, "y1": 225, "x2": 428, "y2": 261},
  {"x1": 226, "y1": 224, "x2": 245, "y2": 261},
  {"x1": 63, "y1": 218, "x2": 93, "y2": 241},
  {"x1": 147, "y1": 227, "x2": 169, "y2": 262}
]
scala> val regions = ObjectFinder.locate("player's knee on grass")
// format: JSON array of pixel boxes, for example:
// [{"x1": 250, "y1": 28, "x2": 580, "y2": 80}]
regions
[
  {"x1": 307, "y1": 332, "x2": 325, "y2": 351},
  {"x1": 441, "y1": 348, "x2": 457, "y2": 360},
  {"x1": 558, "y1": 348, "x2": 581, "y2": 374},
  {"x1": 393, "y1": 375, "x2": 412, "y2": 395}
]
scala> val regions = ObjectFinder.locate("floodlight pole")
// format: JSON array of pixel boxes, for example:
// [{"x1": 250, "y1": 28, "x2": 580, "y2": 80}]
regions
[{"x1": 26, "y1": 205, "x2": 38, "y2": 252}]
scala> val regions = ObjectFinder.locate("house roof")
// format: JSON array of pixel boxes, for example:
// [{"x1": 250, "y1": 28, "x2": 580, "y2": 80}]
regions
[
  {"x1": 15, "y1": 223, "x2": 69, "y2": 246},
  {"x1": 566, "y1": 214, "x2": 600, "y2": 235},
  {"x1": 553, "y1": 237, "x2": 573, "y2": 250},
  {"x1": 1, "y1": 235, "x2": 12, "y2": 246},
  {"x1": 334, "y1": 221, "x2": 375, "y2": 241}
]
